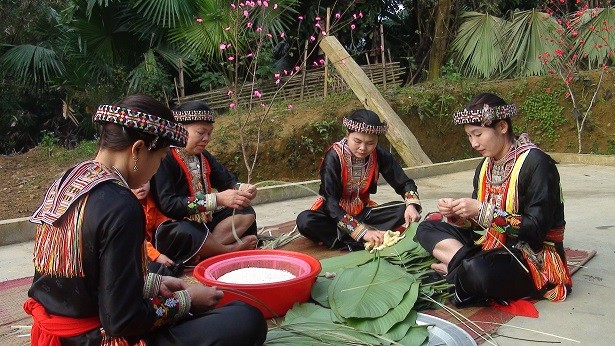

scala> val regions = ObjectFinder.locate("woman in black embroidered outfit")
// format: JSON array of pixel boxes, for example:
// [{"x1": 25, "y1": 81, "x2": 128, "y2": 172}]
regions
[
  {"x1": 296, "y1": 109, "x2": 422, "y2": 250},
  {"x1": 415, "y1": 93, "x2": 572, "y2": 307},
  {"x1": 151, "y1": 100, "x2": 258, "y2": 265},
  {"x1": 25, "y1": 94, "x2": 267, "y2": 345}
]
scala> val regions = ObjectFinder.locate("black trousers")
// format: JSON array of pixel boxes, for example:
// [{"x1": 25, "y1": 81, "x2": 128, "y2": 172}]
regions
[
  {"x1": 296, "y1": 202, "x2": 406, "y2": 250},
  {"x1": 62, "y1": 301, "x2": 267, "y2": 346},
  {"x1": 155, "y1": 207, "x2": 257, "y2": 264},
  {"x1": 146, "y1": 301, "x2": 267, "y2": 346},
  {"x1": 415, "y1": 220, "x2": 538, "y2": 303}
]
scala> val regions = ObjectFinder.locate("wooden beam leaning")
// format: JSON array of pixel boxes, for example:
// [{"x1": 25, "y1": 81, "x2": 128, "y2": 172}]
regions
[{"x1": 319, "y1": 36, "x2": 432, "y2": 166}]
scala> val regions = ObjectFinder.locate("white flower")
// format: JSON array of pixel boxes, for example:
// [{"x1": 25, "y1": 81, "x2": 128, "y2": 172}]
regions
[{"x1": 165, "y1": 297, "x2": 179, "y2": 308}]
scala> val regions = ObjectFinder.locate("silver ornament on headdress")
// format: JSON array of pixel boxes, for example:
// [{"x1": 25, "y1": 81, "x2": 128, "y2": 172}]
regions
[
  {"x1": 94, "y1": 105, "x2": 188, "y2": 147},
  {"x1": 173, "y1": 109, "x2": 216, "y2": 123},
  {"x1": 452, "y1": 104, "x2": 517, "y2": 126},
  {"x1": 342, "y1": 117, "x2": 388, "y2": 135}
]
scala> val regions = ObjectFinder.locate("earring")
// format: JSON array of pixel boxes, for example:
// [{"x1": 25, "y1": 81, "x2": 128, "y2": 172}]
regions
[{"x1": 133, "y1": 158, "x2": 138, "y2": 171}]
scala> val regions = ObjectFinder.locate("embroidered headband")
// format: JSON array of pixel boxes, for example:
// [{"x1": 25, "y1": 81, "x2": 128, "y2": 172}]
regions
[
  {"x1": 342, "y1": 117, "x2": 388, "y2": 135},
  {"x1": 172, "y1": 109, "x2": 216, "y2": 123},
  {"x1": 452, "y1": 104, "x2": 517, "y2": 126},
  {"x1": 94, "y1": 105, "x2": 188, "y2": 147}
]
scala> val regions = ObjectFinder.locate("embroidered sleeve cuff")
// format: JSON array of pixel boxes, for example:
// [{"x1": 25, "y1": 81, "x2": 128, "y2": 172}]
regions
[
  {"x1": 150, "y1": 290, "x2": 192, "y2": 327},
  {"x1": 173, "y1": 290, "x2": 192, "y2": 321},
  {"x1": 491, "y1": 208, "x2": 521, "y2": 235},
  {"x1": 404, "y1": 191, "x2": 421, "y2": 209},
  {"x1": 477, "y1": 201, "x2": 496, "y2": 228},
  {"x1": 337, "y1": 214, "x2": 367, "y2": 241},
  {"x1": 143, "y1": 273, "x2": 162, "y2": 298},
  {"x1": 187, "y1": 193, "x2": 217, "y2": 214}
]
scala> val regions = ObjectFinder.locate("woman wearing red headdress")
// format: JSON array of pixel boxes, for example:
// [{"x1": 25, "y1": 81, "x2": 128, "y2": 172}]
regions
[
  {"x1": 296, "y1": 109, "x2": 422, "y2": 251},
  {"x1": 24, "y1": 94, "x2": 267, "y2": 345},
  {"x1": 415, "y1": 93, "x2": 572, "y2": 307}
]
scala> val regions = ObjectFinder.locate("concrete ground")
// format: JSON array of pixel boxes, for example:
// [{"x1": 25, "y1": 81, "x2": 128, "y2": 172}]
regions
[{"x1": 2, "y1": 161, "x2": 614, "y2": 345}]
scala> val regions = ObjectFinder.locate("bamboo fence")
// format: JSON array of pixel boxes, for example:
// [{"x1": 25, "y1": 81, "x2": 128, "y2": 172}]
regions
[{"x1": 177, "y1": 61, "x2": 405, "y2": 110}]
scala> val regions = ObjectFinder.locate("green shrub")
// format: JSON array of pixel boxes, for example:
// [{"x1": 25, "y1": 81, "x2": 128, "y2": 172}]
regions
[{"x1": 519, "y1": 90, "x2": 566, "y2": 142}]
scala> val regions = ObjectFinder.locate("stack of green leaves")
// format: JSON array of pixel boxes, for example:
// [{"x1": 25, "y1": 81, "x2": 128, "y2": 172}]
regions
[{"x1": 265, "y1": 224, "x2": 453, "y2": 345}]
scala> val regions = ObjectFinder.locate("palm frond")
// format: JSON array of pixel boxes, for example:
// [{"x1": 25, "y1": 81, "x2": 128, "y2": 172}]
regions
[
  {"x1": 575, "y1": 7, "x2": 615, "y2": 67},
  {"x1": 132, "y1": 0, "x2": 196, "y2": 28},
  {"x1": 0, "y1": 44, "x2": 65, "y2": 85},
  {"x1": 168, "y1": 1, "x2": 236, "y2": 61},
  {"x1": 154, "y1": 45, "x2": 192, "y2": 74},
  {"x1": 450, "y1": 12, "x2": 508, "y2": 78},
  {"x1": 500, "y1": 10, "x2": 562, "y2": 78}
]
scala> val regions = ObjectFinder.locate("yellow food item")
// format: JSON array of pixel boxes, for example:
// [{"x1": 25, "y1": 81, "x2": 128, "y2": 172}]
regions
[{"x1": 364, "y1": 230, "x2": 405, "y2": 253}]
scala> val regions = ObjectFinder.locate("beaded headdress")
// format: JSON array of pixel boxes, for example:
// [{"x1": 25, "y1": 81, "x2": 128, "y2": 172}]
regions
[
  {"x1": 94, "y1": 105, "x2": 188, "y2": 147},
  {"x1": 342, "y1": 117, "x2": 388, "y2": 135},
  {"x1": 172, "y1": 109, "x2": 216, "y2": 123},
  {"x1": 452, "y1": 104, "x2": 517, "y2": 126}
]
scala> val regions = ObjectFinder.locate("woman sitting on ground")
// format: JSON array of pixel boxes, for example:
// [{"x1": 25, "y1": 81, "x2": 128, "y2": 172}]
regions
[
  {"x1": 296, "y1": 109, "x2": 422, "y2": 251},
  {"x1": 415, "y1": 92, "x2": 572, "y2": 306},
  {"x1": 25, "y1": 94, "x2": 267, "y2": 345},
  {"x1": 151, "y1": 100, "x2": 258, "y2": 265}
]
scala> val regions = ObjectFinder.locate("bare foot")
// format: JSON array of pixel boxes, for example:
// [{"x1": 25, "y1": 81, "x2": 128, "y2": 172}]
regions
[
  {"x1": 228, "y1": 235, "x2": 258, "y2": 251},
  {"x1": 431, "y1": 262, "x2": 448, "y2": 276}
]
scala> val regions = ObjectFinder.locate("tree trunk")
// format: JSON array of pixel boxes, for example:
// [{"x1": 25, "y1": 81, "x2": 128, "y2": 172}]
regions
[
  {"x1": 577, "y1": 119, "x2": 583, "y2": 154},
  {"x1": 427, "y1": 0, "x2": 453, "y2": 80}
]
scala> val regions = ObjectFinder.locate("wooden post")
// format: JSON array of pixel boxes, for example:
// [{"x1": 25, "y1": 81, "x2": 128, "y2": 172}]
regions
[
  {"x1": 320, "y1": 36, "x2": 432, "y2": 166},
  {"x1": 301, "y1": 39, "x2": 309, "y2": 101},
  {"x1": 387, "y1": 49, "x2": 396, "y2": 84},
  {"x1": 324, "y1": 7, "x2": 331, "y2": 98},
  {"x1": 380, "y1": 23, "x2": 386, "y2": 89},
  {"x1": 178, "y1": 59, "x2": 185, "y2": 98},
  {"x1": 364, "y1": 53, "x2": 373, "y2": 80}
]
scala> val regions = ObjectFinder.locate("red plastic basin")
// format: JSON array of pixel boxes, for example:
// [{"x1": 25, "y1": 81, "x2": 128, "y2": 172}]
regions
[{"x1": 193, "y1": 250, "x2": 321, "y2": 318}]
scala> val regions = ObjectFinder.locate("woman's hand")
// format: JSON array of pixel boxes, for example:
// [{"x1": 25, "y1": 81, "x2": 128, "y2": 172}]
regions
[
  {"x1": 159, "y1": 276, "x2": 188, "y2": 297},
  {"x1": 216, "y1": 189, "x2": 252, "y2": 209},
  {"x1": 437, "y1": 198, "x2": 456, "y2": 217},
  {"x1": 238, "y1": 183, "x2": 257, "y2": 200},
  {"x1": 403, "y1": 204, "x2": 421, "y2": 226},
  {"x1": 186, "y1": 284, "x2": 224, "y2": 313},
  {"x1": 155, "y1": 254, "x2": 175, "y2": 267},
  {"x1": 450, "y1": 198, "x2": 480, "y2": 220},
  {"x1": 362, "y1": 230, "x2": 385, "y2": 247}
]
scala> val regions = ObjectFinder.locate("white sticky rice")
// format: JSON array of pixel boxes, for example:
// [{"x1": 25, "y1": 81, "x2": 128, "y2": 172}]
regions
[{"x1": 217, "y1": 267, "x2": 296, "y2": 284}]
